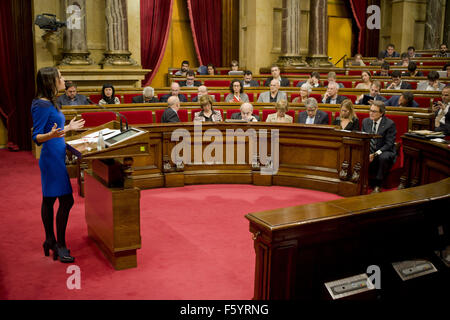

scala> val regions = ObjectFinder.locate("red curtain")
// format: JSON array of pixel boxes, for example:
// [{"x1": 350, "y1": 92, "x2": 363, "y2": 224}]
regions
[
  {"x1": 187, "y1": 0, "x2": 222, "y2": 67},
  {"x1": 0, "y1": 0, "x2": 35, "y2": 150},
  {"x1": 349, "y1": 0, "x2": 380, "y2": 57},
  {"x1": 140, "y1": 0, "x2": 174, "y2": 85}
]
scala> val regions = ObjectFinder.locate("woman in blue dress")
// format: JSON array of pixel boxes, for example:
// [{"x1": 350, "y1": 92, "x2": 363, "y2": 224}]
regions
[{"x1": 31, "y1": 67, "x2": 85, "y2": 263}]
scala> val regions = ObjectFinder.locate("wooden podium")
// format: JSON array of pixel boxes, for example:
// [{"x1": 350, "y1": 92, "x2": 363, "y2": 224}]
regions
[{"x1": 66, "y1": 121, "x2": 150, "y2": 270}]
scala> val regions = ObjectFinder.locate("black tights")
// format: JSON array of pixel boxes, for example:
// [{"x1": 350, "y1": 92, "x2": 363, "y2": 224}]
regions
[{"x1": 41, "y1": 194, "x2": 74, "y2": 248}]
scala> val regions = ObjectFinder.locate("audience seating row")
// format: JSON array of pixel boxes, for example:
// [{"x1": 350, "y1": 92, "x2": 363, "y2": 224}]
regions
[{"x1": 86, "y1": 91, "x2": 440, "y2": 109}]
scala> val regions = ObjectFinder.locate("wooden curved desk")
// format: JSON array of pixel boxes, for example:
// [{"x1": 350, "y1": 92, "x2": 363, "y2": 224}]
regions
[{"x1": 105, "y1": 122, "x2": 374, "y2": 197}]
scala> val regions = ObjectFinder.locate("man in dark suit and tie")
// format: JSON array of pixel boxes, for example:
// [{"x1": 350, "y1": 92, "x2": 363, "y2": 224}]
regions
[
  {"x1": 321, "y1": 82, "x2": 347, "y2": 104},
  {"x1": 362, "y1": 101, "x2": 397, "y2": 193},
  {"x1": 263, "y1": 65, "x2": 290, "y2": 87},
  {"x1": 159, "y1": 82, "x2": 188, "y2": 103},
  {"x1": 161, "y1": 96, "x2": 181, "y2": 123},
  {"x1": 132, "y1": 86, "x2": 159, "y2": 103},
  {"x1": 297, "y1": 97, "x2": 329, "y2": 125}
]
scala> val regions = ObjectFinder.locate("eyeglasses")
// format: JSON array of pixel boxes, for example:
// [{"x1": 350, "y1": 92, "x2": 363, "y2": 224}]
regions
[{"x1": 369, "y1": 109, "x2": 380, "y2": 113}]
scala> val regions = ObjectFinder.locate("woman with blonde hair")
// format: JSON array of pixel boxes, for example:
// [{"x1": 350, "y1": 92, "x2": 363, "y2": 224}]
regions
[
  {"x1": 194, "y1": 94, "x2": 222, "y2": 122},
  {"x1": 265, "y1": 99, "x2": 293, "y2": 123},
  {"x1": 332, "y1": 99, "x2": 359, "y2": 131}
]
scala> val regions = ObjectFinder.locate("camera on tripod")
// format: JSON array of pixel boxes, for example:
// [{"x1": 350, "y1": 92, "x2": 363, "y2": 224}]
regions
[{"x1": 34, "y1": 13, "x2": 66, "y2": 32}]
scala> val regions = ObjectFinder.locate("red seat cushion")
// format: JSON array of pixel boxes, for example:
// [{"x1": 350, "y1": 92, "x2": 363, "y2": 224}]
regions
[
  {"x1": 119, "y1": 110, "x2": 153, "y2": 125},
  {"x1": 204, "y1": 80, "x2": 231, "y2": 87},
  {"x1": 247, "y1": 92, "x2": 254, "y2": 102},
  {"x1": 345, "y1": 95, "x2": 357, "y2": 103},
  {"x1": 407, "y1": 81, "x2": 417, "y2": 89},
  {"x1": 348, "y1": 70, "x2": 362, "y2": 76},
  {"x1": 262, "y1": 109, "x2": 295, "y2": 121},
  {"x1": 81, "y1": 112, "x2": 117, "y2": 127},
  {"x1": 88, "y1": 94, "x2": 102, "y2": 104},
  {"x1": 155, "y1": 109, "x2": 165, "y2": 123},
  {"x1": 310, "y1": 93, "x2": 322, "y2": 102},
  {"x1": 415, "y1": 96, "x2": 431, "y2": 108},
  {"x1": 324, "y1": 111, "x2": 332, "y2": 124},
  {"x1": 123, "y1": 94, "x2": 142, "y2": 104},
  {"x1": 385, "y1": 114, "x2": 410, "y2": 169}
]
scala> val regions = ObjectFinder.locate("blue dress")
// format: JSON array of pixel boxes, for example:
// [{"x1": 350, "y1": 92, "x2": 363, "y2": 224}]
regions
[{"x1": 32, "y1": 99, "x2": 72, "y2": 197}]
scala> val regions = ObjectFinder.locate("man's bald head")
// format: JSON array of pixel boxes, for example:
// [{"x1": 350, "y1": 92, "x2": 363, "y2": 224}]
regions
[
  {"x1": 197, "y1": 85, "x2": 208, "y2": 96},
  {"x1": 171, "y1": 82, "x2": 180, "y2": 96},
  {"x1": 167, "y1": 96, "x2": 180, "y2": 111}
]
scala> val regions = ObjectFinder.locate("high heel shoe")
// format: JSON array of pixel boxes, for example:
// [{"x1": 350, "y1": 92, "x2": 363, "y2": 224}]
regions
[
  {"x1": 43, "y1": 240, "x2": 56, "y2": 257},
  {"x1": 55, "y1": 245, "x2": 75, "y2": 263}
]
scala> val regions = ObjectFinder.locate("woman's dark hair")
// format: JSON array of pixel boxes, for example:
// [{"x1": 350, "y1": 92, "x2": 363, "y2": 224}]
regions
[
  {"x1": 36, "y1": 67, "x2": 60, "y2": 110},
  {"x1": 207, "y1": 63, "x2": 216, "y2": 74},
  {"x1": 101, "y1": 83, "x2": 116, "y2": 104},
  {"x1": 229, "y1": 79, "x2": 244, "y2": 93}
]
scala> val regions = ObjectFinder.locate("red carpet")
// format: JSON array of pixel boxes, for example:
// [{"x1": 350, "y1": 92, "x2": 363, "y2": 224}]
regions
[{"x1": 0, "y1": 150, "x2": 341, "y2": 300}]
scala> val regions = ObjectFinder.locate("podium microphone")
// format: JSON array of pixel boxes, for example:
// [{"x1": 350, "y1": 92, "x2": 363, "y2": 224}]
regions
[{"x1": 86, "y1": 98, "x2": 129, "y2": 132}]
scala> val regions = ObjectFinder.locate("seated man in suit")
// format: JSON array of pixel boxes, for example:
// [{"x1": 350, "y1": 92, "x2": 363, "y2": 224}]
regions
[
  {"x1": 159, "y1": 82, "x2": 188, "y2": 103},
  {"x1": 385, "y1": 92, "x2": 419, "y2": 108},
  {"x1": 362, "y1": 101, "x2": 397, "y2": 193},
  {"x1": 230, "y1": 103, "x2": 259, "y2": 122},
  {"x1": 263, "y1": 65, "x2": 290, "y2": 87},
  {"x1": 403, "y1": 61, "x2": 424, "y2": 77},
  {"x1": 257, "y1": 79, "x2": 287, "y2": 103},
  {"x1": 395, "y1": 52, "x2": 410, "y2": 67},
  {"x1": 178, "y1": 70, "x2": 202, "y2": 87},
  {"x1": 380, "y1": 43, "x2": 400, "y2": 58},
  {"x1": 161, "y1": 96, "x2": 181, "y2": 123},
  {"x1": 321, "y1": 81, "x2": 347, "y2": 104},
  {"x1": 57, "y1": 81, "x2": 89, "y2": 106},
  {"x1": 356, "y1": 81, "x2": 387, "y2": 105},
  {"x1": 192, "y1": 85, "x2": 216, "y2": 102},
  {"x1": 298, "y1": 97, "x2": 329, "y2": 125},
  {"x1": 296, "y1": 71, "x2": 321, "y2": 88},
  {"x1": 242, "y1": 70, "x2": 260, "y2": 87},
  {"x1": 386, "y1": 70, "x2": 412, "y2": 90},
  {"x1": 132, "y1": 86, "x2": 158, "y2": 103},
  {"x1": 417, "y1": 71, "x2": 445, "y2": 91},
  {"x1": 433, "y1": 85, "x2": 450, "y2": 135}
]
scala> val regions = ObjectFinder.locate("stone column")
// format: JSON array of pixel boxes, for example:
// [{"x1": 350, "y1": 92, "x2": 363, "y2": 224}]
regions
[
  {"x1": 443, "y1": 0, "x2": 450, "y2": 48},
  {"x1": 101, "y1": 0, "x2": 137, "y2": 67},
  {"x1": 305, "y1": 0, "x2": 333, "y2": 67},
  {"x1": 59, "y1": 0, "x2": 94, "y2": 66},
  {"x1": 276, "y1": 0, "x2": 307, "y2": 66},
  {"x1": 423, "y1": 0, "x2": 443, "y2": 49}
]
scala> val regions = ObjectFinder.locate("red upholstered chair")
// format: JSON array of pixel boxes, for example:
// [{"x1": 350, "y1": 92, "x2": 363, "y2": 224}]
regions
[
  {"x1": 122, "y1": 94, "x2": 141, "y2": 103},
  {"x1": 407, "y1": 81, "x2": 417, "y2": 89},
  {"x1": 293, "y1": 80, "x2": 304, "y2": 87},
  {"x1": 247, "y1": 92, "x2": 254, "y2": 102},
  {"x1": 324, "y1": 111, "x2": 332, "y2": 124},
  {"x1": 385, "y1": 114, "x2": 411, "y2": 170},
  {"x1": 262, "y1": 109, "x2": 295, "y2": 121},
  {"x1": 204, "y1": 80, "x2": 231, "y2": 87},
  {"x1": 421, "y1": 70, "x2": 430, "y2": 76},
  {"x1": 157, "y1": 93, "x2": 167, "y2": 101},
  {"x1": 89, "y1": 94, "x2": 102, "y2": 104},
  {"x1": 155, "y1": 109, "x2": 187, "y2": 122},
  {"x1": 348, "y1": 70, "x2": 362, "y2": 76},
  {"x1": 119, "y1": 110, "x2": 153, "y2": 125},
  {"x1": 155, "y1": 109, "x2": 165, "y2": 123},
  {"x1": 81, "y1": 112, "x2": 117, "y2": 127},
  {"x1": 291, "y1": 93, "x2": 300, "y2": 102},
  {"x1": 310, "y1": 93, "x2": 323, "y2": 102},
  {"x1": 415, "y1": 96, "x2": 432, "y2": 108},
  {"x1": 345, "y1": 95, "x2": 357, "y2": 103}
]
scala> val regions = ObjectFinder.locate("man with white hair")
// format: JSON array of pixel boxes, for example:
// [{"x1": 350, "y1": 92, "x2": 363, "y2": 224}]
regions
[
  {"x1": 132, "y1": 86, "x2": 158, "y2": 103},
  {"x1": 161, "y1": 96, "x2": 181, "y2": 123},
  {"x1": 230, "y1": 102, "x2": 259, "y2": 122},
  {"x1": 192, "y1": 85, "x2": 215, "y2": 102},
  {"x1": 257, "y1": 79, "x2": 287, "y2": 103},
  {"x1": 159, "y1": 82, "x2": 188, "y2": 103},
  {"x1": 322, "y1": 81, "x2": 347, "y2": 104}
]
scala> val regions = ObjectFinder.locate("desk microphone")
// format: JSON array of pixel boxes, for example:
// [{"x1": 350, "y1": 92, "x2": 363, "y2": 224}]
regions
[{"x1": 86, "y1": 98, "x2": 129, "y2": 132}]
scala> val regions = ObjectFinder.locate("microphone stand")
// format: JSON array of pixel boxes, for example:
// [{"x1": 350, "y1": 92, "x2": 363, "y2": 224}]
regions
[{"x1": 87, "y1": 98, "x2": 129, "y2": 132}]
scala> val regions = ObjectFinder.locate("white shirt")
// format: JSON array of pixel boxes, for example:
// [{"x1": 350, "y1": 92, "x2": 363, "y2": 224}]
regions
[
  {"x1": 437, "y1": 103, "x2": 450, "y2": 125},
  {"x1": 306, "y1": 116, "x2": 315, "y2": 124}
]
